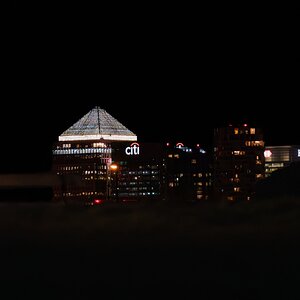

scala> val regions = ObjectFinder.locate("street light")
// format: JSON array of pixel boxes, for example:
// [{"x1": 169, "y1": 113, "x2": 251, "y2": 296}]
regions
[
  {"x1": 110, "y1": 163, "x2": 119, "y2": 202},
  {"x1": 110, "y1": 163, "x2": 118, "y2": 171}
]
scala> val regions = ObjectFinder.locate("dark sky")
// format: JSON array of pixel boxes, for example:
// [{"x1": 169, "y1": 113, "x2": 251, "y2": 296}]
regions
[{"x1": 4, "y1": 5, "x2": 300, "y2": 172}]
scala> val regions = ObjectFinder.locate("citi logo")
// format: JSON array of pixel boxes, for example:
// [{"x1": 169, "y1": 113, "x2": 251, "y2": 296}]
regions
[{"x1": 125, "y1": 142, "x2": 140, "y2": 155}]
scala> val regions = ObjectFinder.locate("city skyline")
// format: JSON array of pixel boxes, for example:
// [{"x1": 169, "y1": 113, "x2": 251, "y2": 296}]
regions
[
  {"x1": 4, "y1": 6, "x2": 300, "y2": 299},
  {"x1": 1, "y1": 102, "x2": 299, "y2": 173},
  {"x1": 5, "y1": 8, "x2": 300, "y2": 173}
]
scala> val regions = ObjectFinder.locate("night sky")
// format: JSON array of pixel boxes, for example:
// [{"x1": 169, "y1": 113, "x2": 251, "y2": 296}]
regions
[{"x1": 4, "y1": 5, "x2": 300, "y2": 173}]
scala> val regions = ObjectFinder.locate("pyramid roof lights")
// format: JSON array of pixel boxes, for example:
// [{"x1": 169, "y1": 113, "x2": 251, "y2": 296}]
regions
[{"x1": 58, "y1": 106, "x2": 137, "y2": 142}]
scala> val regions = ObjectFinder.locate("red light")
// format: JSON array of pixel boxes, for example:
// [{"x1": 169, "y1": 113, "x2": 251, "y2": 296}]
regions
[
  {"x1": 94, "y1": 199, "x2": 104, "y2": 205},
  {"x1": 243, "y1": 123, "x2": 248, "y2": 127},
  {"x1": 176, "y1": 142, "x2": 184, "y2": 148},
  {"x1": 130, "y1": 142, "x2": 140, "y2": 147}
]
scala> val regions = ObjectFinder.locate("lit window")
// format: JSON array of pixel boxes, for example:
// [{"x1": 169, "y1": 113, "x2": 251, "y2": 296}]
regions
[
  {"x1": 191, "y1": 159, "x2": 197, "y2": 164},
  {"x1": 168, "y1": 154, "x2": 173, "y2": 158},
  {"x1": 245, "y1": 140, "x2": 264, "y2": 147},
  {"x1": 234, "y1": 128, "x2": 239, "y2": 135},
  {"x1": 227, "y1": 196, "x2": 234, "y2": 201},
  {"x1": 234, "y1": 187, "x2": 240, "y2": 192},
  {"x1": 250, "y1": 128, "x2": 255, "y2": 134},
  {"x1": 233, "y1": 150, "x2": 245, "y2": 155},
  {"x1": 93, "y1": 142, "x2": 107, "y2": 148}
]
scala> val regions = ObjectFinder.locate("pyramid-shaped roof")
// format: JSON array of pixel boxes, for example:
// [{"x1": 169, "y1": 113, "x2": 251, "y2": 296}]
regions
[{"x1": 59, "y1": 106, "x2": 137, "y2": 142}]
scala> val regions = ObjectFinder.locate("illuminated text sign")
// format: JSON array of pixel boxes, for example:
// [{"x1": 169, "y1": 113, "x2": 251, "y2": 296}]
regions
[
  {"x1": 176, "y1": 143, "x2": 184, "y2": 148},
  {"x1": 125, "y1": 142, "x2": 140, "y2": 155}
]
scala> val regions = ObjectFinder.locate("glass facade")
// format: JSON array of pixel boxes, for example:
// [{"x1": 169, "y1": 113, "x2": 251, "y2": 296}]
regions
[
  {"x1": 52, "y1": 141, "x2": 212, "y2": 204},
  {"x1": 264, "y1": 145, "x2": 300, "y2": 176},
  {"x1": 59, "y1": 106, "x2": 137, "y2": 142},
  {"x1": 52, "y1": 106, "x2": 138, "y2": 205},
  {"x1": 213, "y1": 125, "x2": 265, "y2": 201},
  {"x1": 52, "y1": 107, "x2": 212, "y2": 204},
  {"x1": 52, "y1": 141, "x2": 112, "y2": 204}
]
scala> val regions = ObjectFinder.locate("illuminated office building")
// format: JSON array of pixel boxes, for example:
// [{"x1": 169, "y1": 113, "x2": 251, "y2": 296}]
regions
[
  {"x1": 111, "y1": 142, "x2": 165, "y2": 201},
  {"x1": 213, "y1": 124, "x2": 265, "y2": 201},
  {"x1": 52, "y1": 106, "x2": 137, "y2": 204},
  {"x1": 52, "y1": 107, "x2": 212, "y2": 204},
  {"x1": 165, "y1": 143, "x2": 212, "y2": 201},
  {"x1": 110, "y1": 142, "x2": 211, "y2": 202},
  {"x1": 264, "y1": 145, "x2": 300, "y2": 177}
]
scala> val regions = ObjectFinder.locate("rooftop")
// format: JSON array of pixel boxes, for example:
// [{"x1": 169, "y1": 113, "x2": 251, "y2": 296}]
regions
[{"x1": 59, "y1": 106, "x2": 137, "y2": 142}]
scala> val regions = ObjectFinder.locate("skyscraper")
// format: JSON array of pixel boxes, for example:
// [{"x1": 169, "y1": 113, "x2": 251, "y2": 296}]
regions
[
  {"x1": 52, "y1": 106, "x2": 137, "y2": 205},
  {"x1": 52, "y1": 106, "x2": 212, "y2": 204},
  {"x1": 213, "y1": 124, "x2": 265, "y2": 201}
]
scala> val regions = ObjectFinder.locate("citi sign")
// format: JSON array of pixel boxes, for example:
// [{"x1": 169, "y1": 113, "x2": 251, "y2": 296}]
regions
[{"x1": 125, "y1": 142, "x2": 140, "y2": 155}]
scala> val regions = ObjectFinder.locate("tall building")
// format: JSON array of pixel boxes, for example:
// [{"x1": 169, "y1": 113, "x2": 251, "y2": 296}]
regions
[
  {"x1": 165, "y1": 143, "x2": 212, "y2": 201},
  {"x1": 111, "y1": 142, "x2": 166, "y2": 202},
  {"x1": 52, "y1": 107, "x2": 212, "y2": 204},
  {"x1": 107, "y1": 142, "x2": 212, "y2": 202},
  {"x1": 213, "y1": 124, "x2": 265, "y2": 201},
  {"x1": 264, "y1": 145, "x2": 300, "y2": 176},
  {"x1": 52, "y1": 106, "x2": 137, "y2": 205}
]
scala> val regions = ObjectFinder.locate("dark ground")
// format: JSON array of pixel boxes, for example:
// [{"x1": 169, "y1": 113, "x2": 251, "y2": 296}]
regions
[{"x1": 1, "y1": 199, "x2": 300, "y2": 299}]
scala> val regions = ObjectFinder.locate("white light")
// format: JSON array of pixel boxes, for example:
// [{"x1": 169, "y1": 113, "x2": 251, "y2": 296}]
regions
[
  {"x1": 264, "y1": 150, "x2": 272, "y2": 158},
  {"x1": 59, "y1": 134, "x2": 137, "y2": 142},
  {"x1": 125, "y1": 142, "x2": 140, "y2": 156},
  {"x1": 298, "y1": 149, "x2": 300, "y2": 157}
]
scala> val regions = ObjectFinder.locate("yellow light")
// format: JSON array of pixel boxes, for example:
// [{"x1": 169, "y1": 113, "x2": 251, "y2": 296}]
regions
[{"x1": 110, "y1": 164, "x2": 118, "y2": 171}]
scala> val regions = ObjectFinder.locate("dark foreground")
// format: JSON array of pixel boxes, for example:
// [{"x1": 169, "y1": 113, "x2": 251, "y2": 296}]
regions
[{"x1": 1, "y1": 198, "x2": 300, "y2": 299}]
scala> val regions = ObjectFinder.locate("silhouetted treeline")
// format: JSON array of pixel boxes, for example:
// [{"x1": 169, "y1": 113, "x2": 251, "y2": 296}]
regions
[{"x1": 256, "y1": 162, "x2": 300, "y2": 198}]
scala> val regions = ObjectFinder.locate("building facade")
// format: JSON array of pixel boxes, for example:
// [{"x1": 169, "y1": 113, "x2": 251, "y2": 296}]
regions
[
  {"x1": 103, "y1": 141, "x2": 212, "y2": 203},
  {"x1": 52, "y1": 106, "x2": 137, "y2": 205},
  {"x1": 165, "y1": 143, "x2": 212, "y2": 201},
  {"x1": 52, "y1": 106, "x2": 212, "y2": 204},
  {"x1": 264, "y1": 145, "x2": 300, "y2": 177},
  {"x1": 110, "y1": 142, "x2": 166, "y2": 202},
  {"x1": 213, "y1": 124, "x2": 265, "y2": 201}
]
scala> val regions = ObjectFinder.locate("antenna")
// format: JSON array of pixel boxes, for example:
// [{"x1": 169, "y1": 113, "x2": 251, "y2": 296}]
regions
[{"x1": 96, "y1": 106, "x2": 101, "y2": 136}]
